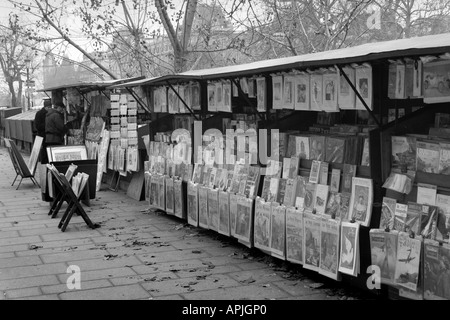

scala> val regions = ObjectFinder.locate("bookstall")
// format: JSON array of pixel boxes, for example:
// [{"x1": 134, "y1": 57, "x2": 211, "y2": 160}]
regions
[
  {"x1": 129, "y1": 32, "x2": 450, "y2": 300},
  {"x1": 0, "y1": 107, "x2": 22, "y2": 146},
  {"x1": 4, "y1": 109, "x2": 38, "y2": 152}
]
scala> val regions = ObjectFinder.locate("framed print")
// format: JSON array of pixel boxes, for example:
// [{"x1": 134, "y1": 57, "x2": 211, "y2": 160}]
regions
[
  {"x1": 355, "y1": 64, "x2": 373, "y2": 110},
  {"x1": 272, "y1": 75, "x2": 283, "y2": 110},
  {"x1": 423, "y1": 59, "x2": 450, "y2": 103},
  {"x1": 49, "y1": 145, "x2": 88, "y2": 163},
  {"x1": 310, "y1": 74, "x2": 323, "y2": 111},
  {"x1": 294, "y1": 74, "x2": 310, "y2": 111},
  {"x1": 322, "y1": 73, "x2": 339, "y2": 112},
  {"x1": 338, "y1": 66, "x2": 356, "y2": 109},
  {"x1": 256, "y1": 77, "x2": 267, "y2": 112},
  {"x1": 283, "y1": 75, "x2": 295, "y2": 109}
]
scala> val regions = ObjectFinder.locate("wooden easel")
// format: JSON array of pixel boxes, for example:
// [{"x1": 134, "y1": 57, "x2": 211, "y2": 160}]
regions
[{"x1": 5, "y1": 138, "x2": 40, "y2": 190}]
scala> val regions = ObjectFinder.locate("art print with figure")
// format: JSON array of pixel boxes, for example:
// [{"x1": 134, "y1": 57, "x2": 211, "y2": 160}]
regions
[
  {"x1": 339, "y1": 221, "x2": 360, "y2": 276},
  {"x1": 349, "y1": 177, "x2": 373, "y2": 227}
]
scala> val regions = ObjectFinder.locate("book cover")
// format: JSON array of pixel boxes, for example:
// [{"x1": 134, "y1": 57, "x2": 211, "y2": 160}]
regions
[
  {"x1": 392, "y1": 136, "x2": 416, "y2": 172},
  {"x1": 417, "y1": 183, "x2": 437, "y2": 206},
  {"x1": 395, "y1": 232, "x2": 422, "y2": 291},
  {"x1": 208, "y1": 188, "x2": 220, "y2": 232},
  {"x1": 309, "y1": 160, "x2": 321, "y2": 184},
  {"x1": 405, "y1": 202, "x2": 422, "y2": 235},
  {"x1": 218, "y1": 190, "x2": 230, "y2": 236},
  {"x1": 304, "y1": 182, "x2": 317, "y2": 211},
  {"x1": 276, "y1": 178, "x2": 287, "y2": 205},
  {"x1": 339, "y1": 221, "x2": 360, "y2": 276},
  {"x1": 349, "y1": 177, "x2": 373, "y2": 227},
  {"x1": 270, "y1": 203, "x2": 287, "y2": 259},
  {"x1": 439, "y1": 142, "x2": 450, "y2": 175},
  {"x1": 187, "y1": 182, "x2": 199, "y2": 227},
  {"x1": 325, "y1": 192, "x2": 341, "y2": 219},
  {"x1": 319, "y1": 218, "x2": 341, "y2": 280},
  {"x1": 198, "y1": 186, "x2": 209, "y2": 229},
  {"x1": 325, "y1": 136, "x2": 345, "y2": 164},
  {"x1": 420, "y1": 204, "x2": 439, "y2": 239},
  {"x1": 423, "y1": 239, "x2": 450, "y2": 300},
  {"x1": 436, "y1": 194, "x2": 450, "y2": 242},
  {"x1": 295, "y1": 135, "x2": 310, "y2": 160},
  {"x1": 330, "y1": 168, "x2": 341, "y2": 193},
  {"x1": 235, "y1": 195, "x2": 254, "y2": 244},
  {"x1": 286, "y1": 207, "x2": 304, "y2": 265},
  {"x1": 380, "y1": 197, "x2": 397, "y2": 230},
  {"x1": 369, "y1": 229, "x2": 399, "y2": 285},
  {"x1": 314, "y1": 184, "x2": 329, "y2": 215},
  {"x1": 341, "y1": 164, "x2": 356, "y2": 194},
  {"x1": 394, "y1": 203, "x2": 408, "y2": 232},
  {"x1": 303, "y1": 213, "x2": 321, "y2": 272},
  {"x1": 254, "y1": 198, "x2": 271, "y2": 252},
  {"x1": 309, "y1": 135, "x2": 326, "y2": 161},
  {"x1": 283, "y1": 178, "x2": 298, "y2": 208},
  {"x1": 416, "y1": 140, "x2": 440, "y2": 174},
  {"x1": 319, "y1": 161, "x2": 329, "y2": 185}
]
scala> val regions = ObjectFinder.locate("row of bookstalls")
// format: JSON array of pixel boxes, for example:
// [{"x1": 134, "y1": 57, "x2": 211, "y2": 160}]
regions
[{"x1": 36, "y1": 32, "x2": 450, "y2": 300}]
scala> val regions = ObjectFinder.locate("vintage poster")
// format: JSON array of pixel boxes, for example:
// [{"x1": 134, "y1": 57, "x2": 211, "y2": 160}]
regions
[
  {"x1": 423, "y1": 239, "x2": 450, "y2": 300},
  {"x1": 314, "y1": 184, "x2": 329, "y2": 215},
  {"x1": 339, "y1": 221, "x2": 360, "y2": 276},
  {"x1": 303, "y1": 213, "x2": 321, "y2": 272},
  {"x1": 272, "y1": 75, "x2": 283, "y2": 109},
  {"x1": 325, "y1": 192, "x2": 341, "y2": 219},
  {"x1": 173, "y1": 178, "x2": 185, "y2": 220},
  {"x1": 256, "y1": 77, "x2": 267, "y2": 112},
  {"x1": 294, "y1": 73, "x2": 310, "y2": 111},
  {"x1": 394, "y1": 232, "x2": 422, "y2": 291},
  {"x1": 187, "y1": 182, "x2": 199, "y2": 227},
  {"x1": 254, "y1": 197, "x2": 272, "y2": 252},
  {"x1": 338, "y1": 66, "x2": 356, "y2": 109},
  {"x1": 270, "y1": 203, "x2": 286, "y2": 259},
  {"x1": 208, "y1": 188, "x2": 220, "y2": 232},
  {"x1": 229, "y1": 193, "x2": 239, "y2": 238},
  {"x1": 310, "y1": 74, "x2": 323, "y2": 111},
  {"x1": 423, "y1": 60, "x2": 450, "y2": 104},
  {"x1": 165, "y1": 176, "x2": 174, "y2": 216},
  {"x1": 283, "y1": 75, "x2": 295, "y2": 109},
  {"x1": 218, "y1": 190, "x2": 230, "y2": 236},
  {"x1": 198, "y1": 185, "x2": 209, "y2": 229},
  {"x1": 349, "y1": 177, "x2": 373, "y2": 227},
  {"x1": 380, "y1": 197, "x2": 397, "y2": 230},
  {"x1": 369, "y1": 229, "x2": 399, "y2": 285},
  {"x1": 235, "y1": 195, "x2": 254, "y2": 245},
  {"x1": 319, "y1": 218, "x2": 341, "y2": 280},
  {"x1": 355, "y1": 63, "x2": 373, "y2": 111},
  {"x1": 322, "y1": 72, "x2": 339, "y2": 112},
  {"x1": 286, "y1": 206, "x2": 304, "y2": 265}
]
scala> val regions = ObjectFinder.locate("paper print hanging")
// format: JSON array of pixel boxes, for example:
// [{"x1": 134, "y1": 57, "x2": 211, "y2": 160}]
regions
[
  {"x1": 413, "y1": 60, "x2": 423, "y2": 98},
  {"x1": 215, "y1": 81, "x2": 224, "y2": 111},
  {"x1": 283, "y1": 75, "x2": 295, "y2": 109},
  {"x1": 395, "y1": 63, "x2": 406, "y2": 99},
  {"x1": 256, "y1": 77, "x2": 267, "y2": 112},
  {"x1": 322, "y1": 72, "x2": 339, "y2": 112},
  {"x1": 355, "y1": 64, "x2": 373, "y2": 110},
  {"x1": 423, "y1": 59, "x2": 450, "y2": 104},
  {"x1": 310, "y1": 74, "x2": 323, "y2": 111},
  {"x1": 272, "y1": 75, "x2": 283, "y2": 110},
  {"x1": 191, "y1": 82, "x2": 201, "y2": 110},
  {"x1": 207, "y1": 82, "x2": 217, "y2": 112},
  {"x1": 222, "y1": 80, "x2": 232, "y2": 113},
  {"x1": 294, "y1": 73, "x2": 310, "y2": 111}
]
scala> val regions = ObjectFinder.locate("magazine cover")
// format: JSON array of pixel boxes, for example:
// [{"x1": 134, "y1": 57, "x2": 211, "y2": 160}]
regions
[
  {"x1": 267, "y1": 178, "x2": 280, "y2": 203},
  {"x1": 339, "y1": 221, "x2": 360, "y2": 276},
  {"x1": 187, "y1": 182, "x2": 199, "y2": 227},
  {"x1": 341, "y1": 164, "x2": 356, "y2": 194},
  {"x1": 349, "y1": 177, "x2": 373, "y2": 227},
  {"x1": 276, "y1": 178, "x2": 287, "y2": 205},
  {"x1": 417, "y1": 183, "x2": 437, "y2": 206},
  {"x1": 286, "y1": 206, "x2": 304, "y2": 265},
  {"x1": 260, "y1": 175, "x2": 271, "y2": 201},
  {"x1": 314, "y1": 184, "x2": 329, "y2": 215},
  {"x1": 380, "y1": 197, "x2": 397, "y2": 230},
  {"x1": 198, "y1": 186, "x2": 209, "y2": 229},
  {"x1": 439, "y1": 142, "x2": 450, "y2": 175},
  {"x1": 304, "y1": 182, "x2": 317, "y2": 211},
  {"x1": 295, "y1": 135, "x2": 310, "y2": 160},
  {"x1": 338, "y1": 193, "x2": 351, "y2": 221},
  {"x1": 405, "y1": 202, "x2": 422, "y2": 235},
  {"x1": 360, "y1": 137, "x2": 370, "y2": 166},
  {"x1": 394, "y1": 232, "x2": 422, "y2": 291},
  {"x1": 270, "y1": 203, "x2": 287, "y2": 259},
  {"x1": 325, "y1": 192, "x2": 341, "y2": 219},
  {"x1": 244, "y1": 166, "x2": 261, "y2": 199},
  {"x1": 309, "y1": 135, "x2": 325, "y2": 161},
  {"x1": 416, "y1": 140, "x2": 440, "y2": 174},
  {"x1": 391, "y1": 136, "x2": 416, "y2": 172},
  {"x1": 218, "y1": 190, "x2": 230, "y2": 236},
  {"x1": 330, "y1": 169, "x2": 341, "y2": 193},
  {"x1": 303, "y1": 213, "x2": 321, "y2": 272},
  {"x1": 254, "y1": 197, "x2": 272, "y2": 252},
  {"x1": 283, "y1": 178, "x2": 298, "y2": 208},
  {"x1": 319, "y1": 218, "x2": 341, "y2": 280},
  {"x1": 309, "y1": 160, "x2": 321, "y2": 184},
  {"x1": 423, "y1": 60, "x2": 450, "y2": 103},
  {"x1": 338, "y1": 66, "x2": 356, "y2": 109},
  {"x1": 394, "y1": 203, "x2": 408, "y2": 232},
  {"x1": 289, "y1": 156, "x2": 300, "y2": 179},
  {"x1": 208, "y1": 188, "x2": 220, "y2": 232},
  {"x1": 424, "y1": 239, "x2": 450, "y2": 300},
  {"x1": 319, "y1": 161, "x2": 329, "y2": 185},
  {"x1": 207, "y1": 82, "x2": 217, "y2": 112},
  {"x1": 235, "y1": 195, "x2": 254, "y2": 245},
  {"x1": 173, "y1": 178, "x2": 185, "y2": 220},
  {"x1": 436, "y1": 194, "x2": 450, "y2": 242},
  {"x1": 294, "y1": 74, "x2": 310, "y2": 111},
  {"x1": 369, "y1": 229, "x2": 399, "y2": 285},
  {"x1": 325, "y1": 137, "x2": 345, "y2": 164},
  {"x1": 420, "y1": 204, "x2": 439, "y2": 239},
  {"x1": 165, "y1": 176, "x2": 174, "y2": 215},
  {"x1": 229, "y1": 193, "x2": 239, "y2": 238}
]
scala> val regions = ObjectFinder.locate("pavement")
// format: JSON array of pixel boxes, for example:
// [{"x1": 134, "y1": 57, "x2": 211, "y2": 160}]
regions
[{"x1": 0, "y1": 145, "x2": 378, "y2": 300}]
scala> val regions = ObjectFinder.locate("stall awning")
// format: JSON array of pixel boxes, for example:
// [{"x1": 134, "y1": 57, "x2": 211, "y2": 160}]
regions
[
  {"x1": 37, "y1": 76, "x2": 145, "y2": 93},
  {"x1": 6, "y1": 109, "x2": 38, "y2": 121}
]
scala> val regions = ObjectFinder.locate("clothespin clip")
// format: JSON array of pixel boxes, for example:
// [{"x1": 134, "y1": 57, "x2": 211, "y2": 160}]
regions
[
  {"x1": 385, "y1": 226, "x2": 390, "y2": 233},
  {"x1": 409, "y1": 230, "x2": 415, "y2": 239}
]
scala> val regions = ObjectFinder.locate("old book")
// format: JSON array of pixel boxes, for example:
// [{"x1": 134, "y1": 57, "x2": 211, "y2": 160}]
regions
[
  {"x1": 416, "y1": 140, "x2": 440, "y2": 174},
  {"x1": 286, "y1": 207, "x2": 304, "y2": 265},
  {"x1": 267, "y1": 178, "x2": 280, "y2": 203},
  {"x1": 394, "y1": 232, "x2": 422, "y2": 291},
  {"x1": 394, "y1": 203, "x2": 408, "y2": 232},
  {"x1": 198, "y1": 186, "x2": 209, "y2": 229},
  {"x1": 439, "y1": 142, "x2": 450, "y2": 175},
  {"x1": 436, "y1": 194, "x2": 450, "y2": 243},
  {"x1": 369, "y1": 229, "x2": 399, "y2": 285},
  {"x1": 319, "y1": 161, "x2": 329, "y2": 185},
  {"x1": 325, "y1": 136, "x2": 346, "y2": 164},
  {"x1": 405, "y1": 202, "x2": 422, "y2": 235},
  {"x1": 304, "y1": 182, "x2": 317, "y2": 211},
  {"x1": 309, "y1": 135, "x2": 326, "y2": 161},
  {"x1": 339, "y1": 221, "x2": 360, "y2": 277},
  {"x1": 270, "y1": 203, "x2": 286, "y2": 259},
  {"x1": 187, "y1": 182, "x2": 199, "y2": 227},
  {"x1": 423, "y1": 239, "x2": 450, "y2": 300},
  {"x1": 349, "y1": 177, "x2": 373, "y2": 227},
  {"x1": 417, "y1": 183, "x2": 437, "y2": 206},
  {"x1": 303, "y1": 213, "x2": 321, "y2": 272},
  {"x1": 309, "y1": 160, "x2": 321, "y2": 184},
  {"x1": 341, "y1": 164, "x2": 356, "y2": 194},
  {"x1": 314, "y1": 184, "x2": 329, "y2": 215},
  {"x1": 319, "y1": 218, "x2": 341, "y2": 280},
  {"x1": 330, "y1": 168, "x2": 341, "y2": 193},
  {"x1": 254, "y1": 198, "x2": 272, "y2": 252},
  {"x1": 420, "y1": 204, "x2": 439, "y2": 239},
  {"x1": 380, "y1": 197, "x2": 397, "y2": 230},
  {"x1": 283, "y1": 178, "x2": 298, "y2": 208},
  {"x1": 325, "y1": 192, "x2": 340, "y2": 219},
  {"x1": 276, "y1": 178, "x2": 287, "y2": 204}
]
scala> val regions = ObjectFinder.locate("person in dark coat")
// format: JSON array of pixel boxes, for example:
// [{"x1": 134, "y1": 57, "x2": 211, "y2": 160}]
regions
[
  {"x1": 34, "y1": 98, "x2": 52, "y2": 163},
  {"x1": 45, "y1": 102, "x2": 68, "y2": 147}
]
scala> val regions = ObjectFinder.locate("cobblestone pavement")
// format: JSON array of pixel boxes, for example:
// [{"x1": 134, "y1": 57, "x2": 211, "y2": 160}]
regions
[{"x1": 0, "y1": 146, "x2": 379, "y2": 300}]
